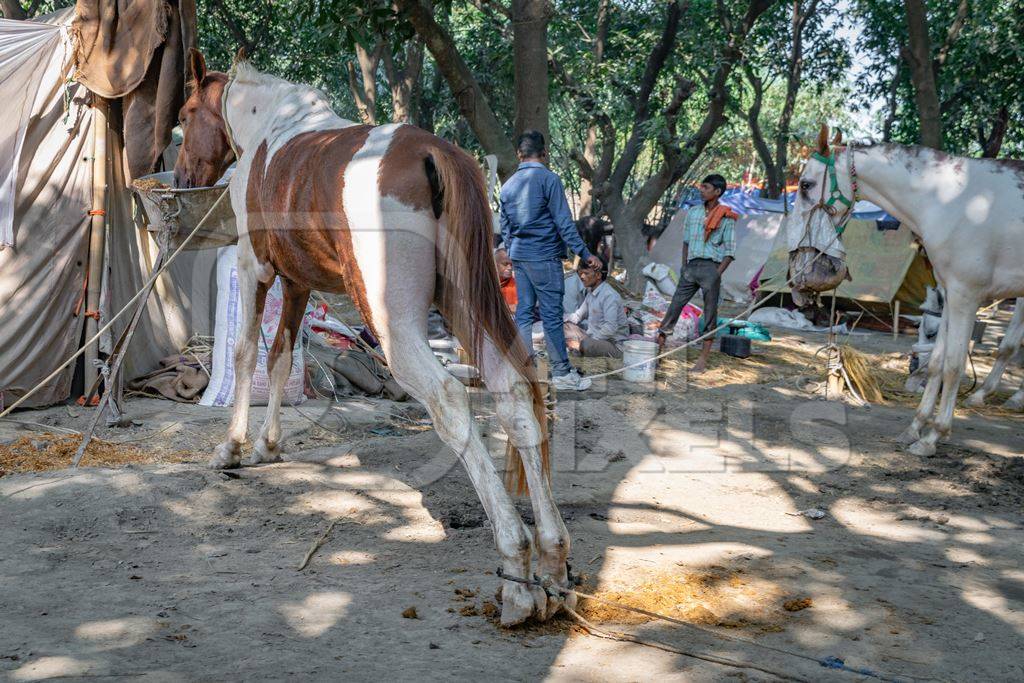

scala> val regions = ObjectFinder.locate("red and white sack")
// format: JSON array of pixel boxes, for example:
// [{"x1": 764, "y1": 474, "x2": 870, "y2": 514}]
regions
[{"x1": 199, "y1": 246, "x2": 305, "y2": 406}]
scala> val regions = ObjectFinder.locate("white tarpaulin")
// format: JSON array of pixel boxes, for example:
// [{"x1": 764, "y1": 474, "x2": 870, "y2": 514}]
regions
[
  {"x1": 650, "y1": 208, "x2": 786, "y2": 303},
  {"x1": 0, "y1": 18, "x2": 65, "y2": 249},
  {"x1": 0, "y1": 11, "x2": 215, "y2": 408}
]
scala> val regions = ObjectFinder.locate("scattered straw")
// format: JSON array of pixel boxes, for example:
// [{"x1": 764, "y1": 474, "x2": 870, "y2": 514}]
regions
[
  {"x1": 0, "y1": 434, "x2": 149, "y2": 473},
  {"x1": 840, "y1": 345, "x2": 885, "y2": 404},
  {"x1": 133, "y1": 178, "x2": 170, "y2": 191},
  {"x1": 575, "y1": 568, "x2": 785, "y2": 631}
]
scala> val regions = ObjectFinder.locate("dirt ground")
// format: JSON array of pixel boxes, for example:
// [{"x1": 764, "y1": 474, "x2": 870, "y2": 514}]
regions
[{"x1": 2, "y1": 303, "x2": 1023, "y2": 682}]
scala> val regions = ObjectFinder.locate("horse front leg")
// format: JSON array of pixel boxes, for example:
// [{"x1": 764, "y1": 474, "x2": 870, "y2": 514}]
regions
[
  {"x1": 250, "y1": 282, "x2": 310, "y2": 465},
  {"x1": 910, "y1": 296, "x2": 978, "y2": 456},
  {"x1": 900, "y1": 309, "x2": 947, "y2": 445},
  {"x1": 210, "y1": 255, "x2": 269, "y2": 469}
]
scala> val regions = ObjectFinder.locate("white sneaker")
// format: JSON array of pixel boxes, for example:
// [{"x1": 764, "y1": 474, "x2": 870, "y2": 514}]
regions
[{"x1": 551, "y1": 369, "x2": 592, "y2": 391}]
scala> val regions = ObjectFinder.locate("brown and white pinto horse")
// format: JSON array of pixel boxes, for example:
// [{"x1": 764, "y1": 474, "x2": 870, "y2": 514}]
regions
[{"x1": 174, "y1": 50, "x2": 573, "y2": 625}]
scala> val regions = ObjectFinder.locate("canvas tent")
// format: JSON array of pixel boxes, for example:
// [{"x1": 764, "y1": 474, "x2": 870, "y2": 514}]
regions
[
  {"x1": 0, "y1": 9, "x2": 214, "y2": 409},
  {"x1": 758, "y1": 217, "x2": 936, "y2": 313},
  {"x1": 654, "y1": 190, "x2": 934, "y2": 313},
  {"x1": 650, "y1": 208, "x2": 784, "y2": 303}
]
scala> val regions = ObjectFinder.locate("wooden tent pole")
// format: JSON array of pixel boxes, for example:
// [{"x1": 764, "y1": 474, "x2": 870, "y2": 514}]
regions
[{"x1": 84, "y1": 97, "x2": 108, "y2": 394}]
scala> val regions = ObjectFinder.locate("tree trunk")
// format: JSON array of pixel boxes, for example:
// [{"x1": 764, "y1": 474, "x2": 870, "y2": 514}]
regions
[
  {"x1": 598, "y1": 0, "x2": 770, "y2": 290},
  {"x1": 383, "y1": 41, "x2": 424, "y2": 124},
  {"x1": 604, "y1": 202, "x2": 648, "y2": 284},
  {"x1": 347, "y1": 42, "x2": 383, "y2": 125},
  {"x1": 418, "y1": 66, "x2": 442, "y2": 133},
  {"x1": 744, "y1": 65, "x2": 781, "y2": 196},
  {"x1": 771, "y1": 0, "x2": 818, "y2": 198},
  {"x1": 1, "y1": 1, "x2": 27, "y2": 19},
  {"x1": 882, "y1": 61, "x2": 902, "y2": 142},
  {"x1": 512, "y1": 0, "x2": 551, "y2": 142},
  {"x1": 903, "y1": 0, "x2": 943, "y2": 149},
  {"x1": 578, "y1": 0, "x2": 611, "y2": 216},
  {"x1": 396, "y1": 0, "x2": 518, "y2": 178},
  {"x1": 979, "y1": 106, "x2": 1009, "y2": 158}
]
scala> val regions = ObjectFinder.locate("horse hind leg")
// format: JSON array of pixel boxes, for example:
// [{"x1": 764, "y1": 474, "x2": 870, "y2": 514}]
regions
[
  {"x1": 1003, "y1": 374, "x2": 1024, "y2": 411},
  {"x1": 210, "y1": 254, "x2": 269, "y2": 469},
  {"x1": 967, "y1": 298, "x2": 1024, "y2": 407},
  {"x1": 249, "y1": 281, "x2": 310, "y2": 465},
  {"x1": 478, "y1": 338, "x2": 575, "y2": 621},
  {"x1": 381, "y1": 322, "x2": 542, "y2": 625}
]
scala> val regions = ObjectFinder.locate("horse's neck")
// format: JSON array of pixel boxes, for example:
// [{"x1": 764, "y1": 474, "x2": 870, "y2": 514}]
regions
[
  {"x1": 851, "y1": 146, "x2": 930, "y2": 233},
  {"x1": 233, "y1": 84, "x2": 352, "y2": 158}
]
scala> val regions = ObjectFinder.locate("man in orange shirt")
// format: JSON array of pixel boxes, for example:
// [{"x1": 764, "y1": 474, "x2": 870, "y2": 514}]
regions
[{"x1": 494, "y1": 248, "x2": 517, "y2": 309}]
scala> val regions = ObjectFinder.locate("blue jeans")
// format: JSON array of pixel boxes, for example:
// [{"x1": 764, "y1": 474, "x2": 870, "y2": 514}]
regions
[{"x1": 512, "y1": 259, "x2": 572, "y2": 376}]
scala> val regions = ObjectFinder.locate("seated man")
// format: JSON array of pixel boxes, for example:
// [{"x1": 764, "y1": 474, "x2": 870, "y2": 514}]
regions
[
  {"x1": 494, "y1": 248, "x2": 517, "y2": 309},
  {"x1": 564, "y1": 258, "x2": 628, "y2": 359}
]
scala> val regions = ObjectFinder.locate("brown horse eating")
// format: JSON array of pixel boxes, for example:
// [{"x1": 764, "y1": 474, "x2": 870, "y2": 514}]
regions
[{"x1": 173, "y1": 50, "x2": 573, "y2": 625}]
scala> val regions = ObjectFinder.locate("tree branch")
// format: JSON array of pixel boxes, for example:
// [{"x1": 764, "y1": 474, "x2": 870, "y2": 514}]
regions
[
  {"x1": 743, "y1": 62, "x2": 775, "y2": 192},
  {"x1": 395, "y1": 0, "x2": 518, "y2": 177},
  {"x1": 608, "y1": 0, "x2": 686, "y2": 190},
  {"x1": 209, "y1": 0, "x2": 256, "y2": 57},
  {"x1": 936, "y1": 0, "x2": 969, "y2": 68}
]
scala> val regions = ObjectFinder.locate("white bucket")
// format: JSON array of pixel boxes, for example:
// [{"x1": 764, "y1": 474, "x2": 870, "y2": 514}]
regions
[{"x1": 621, "y1": 340, "x2": 658, "y2": 383}]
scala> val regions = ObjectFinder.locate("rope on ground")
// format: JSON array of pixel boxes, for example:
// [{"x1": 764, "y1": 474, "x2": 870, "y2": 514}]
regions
[
  {"x1": 0, "y1": 188, "x2": 231, "y2": 421},
  {"x1": 584, "y1": 231, "x2": 846, "y2": 381},
  {"x1": 564, "y1": 606, "x2": 810, "y2": 683},
  {"x1": 497, "y1": 568, "x2": 926, "y2": 683},
  {"x1": 0, "y1": 419, "x2": 82, "y2": 435}
]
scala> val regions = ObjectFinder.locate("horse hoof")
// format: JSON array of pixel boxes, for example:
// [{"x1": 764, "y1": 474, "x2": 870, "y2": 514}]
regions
[
  {"x1": 208, "y1": 442, "x2": 241, "y2": 469},
  {"x1": 246, "y1": 439, "x2": 281, "y2": 466},
  {"x1": 908, "y1": 438, "x2": 936, "y2": 457},
  {"x1": 1003, "y1": 395, "x2": 1024, "y2": 411},
  {"x1": 500, "y1": 582, "x2": 537, "y2": 627},
  {"x1": 897, "y1": 426, "x2": 921, "y2": 445},
  {"x1": 965, "y1": 391, "x2": 987, "y2": 407}
]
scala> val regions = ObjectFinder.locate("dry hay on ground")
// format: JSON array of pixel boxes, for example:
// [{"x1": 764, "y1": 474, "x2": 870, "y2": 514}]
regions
[
  {"x1": 0, "y1": 434, "x2": 151, "y2": 474},
  {"x1": 574, "y1": 567, "x2": 792, "y2": 632},
  {"x1": 577, "y1": 334, "x2": 1023, "y2": 421}
]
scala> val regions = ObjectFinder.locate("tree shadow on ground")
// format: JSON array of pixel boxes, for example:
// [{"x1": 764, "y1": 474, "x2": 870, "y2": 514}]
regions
[{"x1": 1, "y1": 374, "x2": 1023, "y2": 680}]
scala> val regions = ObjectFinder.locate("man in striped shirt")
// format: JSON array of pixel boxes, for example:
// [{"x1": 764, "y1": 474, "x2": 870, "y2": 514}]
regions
[{"x1": 657, "y1": 174, "x2": 737, "y2": 374}]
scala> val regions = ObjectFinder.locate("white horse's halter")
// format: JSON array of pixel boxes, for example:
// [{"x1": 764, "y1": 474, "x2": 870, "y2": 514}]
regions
[{"x1": 795, "y1": 142, "x2": 859, "y2": 253}]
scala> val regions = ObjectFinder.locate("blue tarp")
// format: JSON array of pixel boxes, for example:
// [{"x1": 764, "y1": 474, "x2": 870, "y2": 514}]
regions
[{"x1": 678, "y1": 188, "x2": 893, "y2": 221}]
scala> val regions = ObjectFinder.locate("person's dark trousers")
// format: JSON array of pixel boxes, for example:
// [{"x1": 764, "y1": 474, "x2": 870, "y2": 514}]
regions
[
  {"x1": 659, "y1": 258, "x2": 721, "y2": 336},
  {"x1": 512, "y1": 259, "x2": 573, "y2": 376}
]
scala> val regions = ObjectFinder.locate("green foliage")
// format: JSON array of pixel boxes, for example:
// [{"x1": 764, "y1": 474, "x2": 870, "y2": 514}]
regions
[
  {"x1": 852, "y1": 0, "x2": 1024, "y2": 156},
  {"x1": 193, "y1": 0, "x2": 1021, "y2": 217}
]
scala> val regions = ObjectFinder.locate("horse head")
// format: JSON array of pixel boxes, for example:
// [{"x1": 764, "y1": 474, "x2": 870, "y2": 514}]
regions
[
  {"x1": 576, "y1": 216, "x2": 614, "y2": 262},
  {"x1": 785, "y1": 123, "x2": 854, "y2": 306},
  {"x1": 173, "y1": 49, "x2": 235, "y2": 188}
]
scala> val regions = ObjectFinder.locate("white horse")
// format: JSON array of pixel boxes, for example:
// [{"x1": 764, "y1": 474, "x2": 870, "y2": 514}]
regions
[
  {"x1": 174, "y1": 52, "x2": 573, "y2": 625},
  {"x1": 966, "y1": 298, "x2": 1024, "y2": 410},
  {"x1": 788, "y1": 125, "x2": 1024, "y2": 455}
]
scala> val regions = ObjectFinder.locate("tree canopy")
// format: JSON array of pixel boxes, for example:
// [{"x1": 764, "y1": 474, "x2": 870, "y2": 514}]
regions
[{"x1": 2, "y1": 0, "x2": 1021, "y2": 274}]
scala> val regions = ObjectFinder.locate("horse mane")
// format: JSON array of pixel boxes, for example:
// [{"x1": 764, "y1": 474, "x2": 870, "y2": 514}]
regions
[
  {"x1": 231, "y1": 61, "x2": 336, "y2": 117},
  {"x1": 227, "y1": 61, "x2": 346, "y2": 142}
]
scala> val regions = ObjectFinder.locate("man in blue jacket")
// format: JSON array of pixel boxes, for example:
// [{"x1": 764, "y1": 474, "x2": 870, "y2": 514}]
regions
[{"x1": 500, "y1": 130, "x2": 601, "y2": 391}]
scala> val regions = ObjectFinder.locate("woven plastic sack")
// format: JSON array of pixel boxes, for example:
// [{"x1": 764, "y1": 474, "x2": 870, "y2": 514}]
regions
[{"x1": 200, "y1": 246, "x2": 305, "y2": 406}]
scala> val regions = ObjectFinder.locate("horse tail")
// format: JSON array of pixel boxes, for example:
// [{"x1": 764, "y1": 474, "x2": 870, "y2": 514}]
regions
[{"x1": 426, "y1": 144, "x2": 549, "y2": 496}]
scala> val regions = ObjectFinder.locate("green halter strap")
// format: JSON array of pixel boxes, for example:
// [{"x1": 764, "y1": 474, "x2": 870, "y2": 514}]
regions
[{"x1": 810, "y1": 150, "x2": 854, "y2": 211}]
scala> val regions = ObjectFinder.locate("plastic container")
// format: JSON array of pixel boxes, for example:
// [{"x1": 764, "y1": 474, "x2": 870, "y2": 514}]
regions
[
  {"x1": 622, "y1": 340, "x2": 659, "y2": 382},
  {"x1": 720, "y1": 334, "x2": 751, "y2": 358}
]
